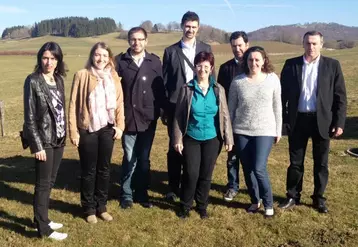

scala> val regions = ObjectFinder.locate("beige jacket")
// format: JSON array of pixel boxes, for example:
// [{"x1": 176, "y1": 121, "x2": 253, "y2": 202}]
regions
[
  {"x1": 173, "y1": 82, "x2": 234, "y2": 146},
  {"x1": 68, "y1": 68, "x2": 125, "y2": 142}
]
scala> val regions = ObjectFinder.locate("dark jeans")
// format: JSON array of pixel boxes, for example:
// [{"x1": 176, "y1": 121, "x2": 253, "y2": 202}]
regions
[
  {"x1": 286, "y1": 113, "x2": 330, "y2": 203},
  {"x1": 167, "y1": 102, "x2": 184, "y2": 196},
  {"x1": 226, "y1": 149, "x2": 240, "y2": 192},
  {"x1": 235, "y1": 134, "x2": 274, "y2": 208},
  {"x1": 120, "y1": 121, "x2": 156, "y2": 202},
  {"x1": 78, "y1": 125, "x2": 115, "y2": 216},
  {"x1": 181, "y1": 135, "x2": 222, "y2": 210},
  {"x1": 34, "y1": 147, "x2": 64, "y2": 237}
]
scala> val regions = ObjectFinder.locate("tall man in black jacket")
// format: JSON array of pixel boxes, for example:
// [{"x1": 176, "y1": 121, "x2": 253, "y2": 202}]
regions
[
  {"x1": 162, "y1": 11, "x2": 212, "y2": 201},
  {"x1": 279, "y1": 31, "x2": 347, "y2": 213},
  {"x1": 116, "y1": 27, "x2": 167, "y2": 209},
  {"x1": 217, "y1": 31, "x2": 249, "y2": 202}
]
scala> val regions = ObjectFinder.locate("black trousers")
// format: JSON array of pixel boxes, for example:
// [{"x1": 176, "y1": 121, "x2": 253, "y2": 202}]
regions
[
  {"x1": 167, "y1": 102, "x2": 184, "y2": 196},
  {"x1": 286, "y1": 113, "x2": 330, "y2": 203},
  {"x1": 78, "y1": 125, "x2": 115, "y2": 216},
  {"x1": 181, "y1": 135, "x2": 221, "y2": 210},
  {"x1": 34, "y1": 147, "x2": 64, "y2": 237}
]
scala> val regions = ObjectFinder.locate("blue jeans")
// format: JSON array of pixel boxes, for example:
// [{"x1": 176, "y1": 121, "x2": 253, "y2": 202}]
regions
[
  {"x1": 226, "y1": 149, "x2": 239, "y2": 192},
  {"x1": 235, "y1": 134, "x2": 274, "y2": 208},
  {"x1": 120, "y1": 121, "x2": 156, "y2": 202}
]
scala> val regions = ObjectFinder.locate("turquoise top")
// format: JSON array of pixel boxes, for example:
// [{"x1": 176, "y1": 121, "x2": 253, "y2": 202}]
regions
[{"x1": 187, "y1": 76, "x2": 219, "y2": 141}]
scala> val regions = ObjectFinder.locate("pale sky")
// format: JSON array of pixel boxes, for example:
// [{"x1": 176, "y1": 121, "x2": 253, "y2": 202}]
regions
[{"x1": 0, "y1": 0, "x2": 357, "y2": 35}]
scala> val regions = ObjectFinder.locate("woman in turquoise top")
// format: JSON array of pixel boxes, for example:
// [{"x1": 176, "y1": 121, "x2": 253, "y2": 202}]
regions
[{"x1": 172, "y1": 51, "x2": 234, "y2": 219}]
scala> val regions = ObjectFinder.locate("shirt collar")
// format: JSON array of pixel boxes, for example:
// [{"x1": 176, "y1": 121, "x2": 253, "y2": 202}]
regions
[
  {"x1": 131, "y1": 52, "x2": 146, "y2": 61},
  {"x1": 181, "y1": 39, "x2": 196, "y2": 49},
  {"x1": 303, "y1": 55, "x2": 320, "y2": 65}
]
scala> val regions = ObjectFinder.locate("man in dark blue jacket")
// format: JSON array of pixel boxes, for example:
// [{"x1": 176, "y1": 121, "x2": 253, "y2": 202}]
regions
[{"x1": 116, "y1": 26, "x2": 166, "y2": 209}]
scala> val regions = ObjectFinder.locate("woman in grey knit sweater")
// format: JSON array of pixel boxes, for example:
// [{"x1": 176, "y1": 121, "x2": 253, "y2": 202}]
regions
[{"x1": 228, "y1": 46, "x2": 282, "y2": 217}]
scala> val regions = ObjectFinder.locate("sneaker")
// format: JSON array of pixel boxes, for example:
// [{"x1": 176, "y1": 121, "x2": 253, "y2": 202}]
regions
[
  {"x1": 120, "y1": 200, "x2": 133, "y2": 209},
  {"x1": 265, "y1": 208, "x2": 274, "y2": 217},
  {"x1": 224, "y1": 189, "x2": 238, "y2": 202},
  {"x1": 86, "y1": 215, "x2": 98, "y2": 224},
  {"x1": 99, "y1": 212, "x2": 113, "y2": 222},
  {"x1": 165, "y1": 192, "x2": 178, "y2": 202},
  {"x1": 48, "y1": 231, "x2": 68, "y2": 241},
  {"x1": 247, "y1": 202, "x2": 261, "y2": 213},
  {"x1": 48, "y1": 221, "x2": 63, "y2": 230}
]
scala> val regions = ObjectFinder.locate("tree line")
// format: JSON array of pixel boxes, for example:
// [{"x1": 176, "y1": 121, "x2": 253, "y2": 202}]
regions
[{"x1": 1, "y1": 17, "x2": 118, "y2": 39}]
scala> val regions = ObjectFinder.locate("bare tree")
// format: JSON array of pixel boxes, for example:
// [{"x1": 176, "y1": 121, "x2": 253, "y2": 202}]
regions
[
  {"x1": 117, "y1": 22, "x2": 123, "y2": 31},
  {"x1": 118, "y1": 31, "x2": 128, "y2": 40},
  {"x1": 140, "y1": 20, "x2": 153, "y2": 33},
  {"x1": 152, "y1": 23, "x2": 166, "y2": 33},
  {"x1": 167, "y1": 21, "x2": 181, "y2": 32}
]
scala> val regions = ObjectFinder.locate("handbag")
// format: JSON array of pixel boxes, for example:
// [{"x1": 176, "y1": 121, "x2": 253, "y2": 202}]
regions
[{"x1": 19, "y1": 126, "x2": 29, "y2": 149}]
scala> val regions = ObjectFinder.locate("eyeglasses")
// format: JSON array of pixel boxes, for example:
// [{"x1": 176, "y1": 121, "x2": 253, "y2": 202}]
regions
[
  {"x1": 195, "y1": 65, "x2": 211, "y2": 70},
  {"x1": 129, "y1": 38, "x2": 146, "y2": 42}
]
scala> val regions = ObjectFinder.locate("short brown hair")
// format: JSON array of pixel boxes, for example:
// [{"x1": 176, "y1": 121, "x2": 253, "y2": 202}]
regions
[
  {"x1": 242, "y1": 46, "x2": 274, "y2": 75},
  {"x1": 194, "y1": 51, "x2": 215, "y2": 67},
  {"x1": 86, "y1": 42, "x2": 115, "y2": 70}
]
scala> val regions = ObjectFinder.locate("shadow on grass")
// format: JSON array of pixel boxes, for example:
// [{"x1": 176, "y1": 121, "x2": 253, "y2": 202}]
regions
[
  {"x1": 0, "y1": 155, "x2": 256, "y2": 221},
  {"x1": 0, "y1": 156, "x2": 82, "y2": 218},
  {"x1": 0, "y1": 210, "x2": 37, "y2": 238}
]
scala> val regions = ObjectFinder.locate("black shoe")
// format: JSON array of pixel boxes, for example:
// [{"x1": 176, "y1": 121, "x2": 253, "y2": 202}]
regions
[
  {"x1": 139, "y1": 201, "x2": 153, "y2": 208},
  {"x1": 120, "y1": 200, "x2": 133, "y2": 209},
  {"x1": 179, "y1": 208, "x2": 190, "y2": 219},
  {"x1": 279, "y1": 198, "x2": 296, "y2": 209},
  {"x1": 198, "y1": 209, "x2": 209, "y2": 219},
  {"x1": 313, "y1": 200, "x2": 328, "y2": 213},
  {"x1": 165, "y1": 192, "x2": 178, "y2": 202}
]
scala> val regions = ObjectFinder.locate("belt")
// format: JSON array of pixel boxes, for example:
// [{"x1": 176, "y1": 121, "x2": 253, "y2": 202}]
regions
[{"x1": 298, "y1": 112, "x2": 317, "y2": 117}]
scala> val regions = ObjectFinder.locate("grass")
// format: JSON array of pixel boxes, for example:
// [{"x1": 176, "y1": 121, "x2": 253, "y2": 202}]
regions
[{"x1": 0, "y1": 33, "x2": 358, "y2": 247}]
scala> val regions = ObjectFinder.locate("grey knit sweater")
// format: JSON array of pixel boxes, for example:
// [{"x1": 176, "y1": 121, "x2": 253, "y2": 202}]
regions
[{"x1": 228, "y1": 73, "x2": 282, "y2": 137}]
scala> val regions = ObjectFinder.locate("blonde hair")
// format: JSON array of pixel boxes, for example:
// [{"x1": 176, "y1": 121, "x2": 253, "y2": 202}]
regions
[{"x1": 85, "y1": 42, "x2": 115, "y2": 70}]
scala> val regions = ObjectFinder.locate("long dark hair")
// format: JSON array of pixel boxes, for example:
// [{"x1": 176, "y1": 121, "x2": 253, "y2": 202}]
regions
[{"x1": 34, "y1": 42, "x2": 67, "y2": 77}]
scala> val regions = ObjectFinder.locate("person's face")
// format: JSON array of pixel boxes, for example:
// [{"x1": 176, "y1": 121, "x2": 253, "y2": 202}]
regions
[
  {"x1": 182, "y1": 20, "x2": 199, "y2": 40},
  {"x1": 231, "y1": 37, "x2": 249, "y2": 60},
  {"x1": 41, "y1": 50, "x2": 58, "y2": 74},
  {"x1": 303, "y1": 34, "x2": 322, "y2": 59},
  {"x1": 129, "y1": 31, "x2": 147, "y2": 54},
  {"x1": 247, "y1": 51, "x2": 265, "y2": 74},
  {"x1": 92, "y1": 47, "x2": 109, "y2": 70},
  {"x1": 195, "y1": 61, "x2": 212, "y2": 80}
]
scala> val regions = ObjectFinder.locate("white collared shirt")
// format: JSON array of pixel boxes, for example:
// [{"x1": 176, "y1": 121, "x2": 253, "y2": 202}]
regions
[
  {"x1": 131, "y1": 52, "x2": 145, "y2": 67},
  {"x1": 298, "y1": 55, "x2": 320, "y2": 112},
  {"x1": 181, "y1": 39, "x2": 196, "y2": 83}
]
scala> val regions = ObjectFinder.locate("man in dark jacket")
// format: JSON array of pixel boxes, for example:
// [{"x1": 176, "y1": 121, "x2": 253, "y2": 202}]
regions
[
  {"x1": 116, "y1": 26, "x2": 166, "y2": 209},
  {"x1": 279, "y1": 31, "x2": 347, "y2": 213},
  {"x1": 217, "y1": 31, "x2": 249, "y2": 202},
  {"x1": 162, "y1": 11, "x2": 212, "y2": 201}
]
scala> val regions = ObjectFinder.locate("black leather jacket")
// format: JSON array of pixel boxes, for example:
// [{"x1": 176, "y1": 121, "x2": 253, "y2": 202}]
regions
[{"x1": 23, "y1": 73, "x2": 66, "y2": 153}]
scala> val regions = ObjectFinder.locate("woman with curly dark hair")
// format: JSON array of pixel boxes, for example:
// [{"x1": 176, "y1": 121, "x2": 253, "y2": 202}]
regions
[{"x1": 228, "y1": 46, "x2": 282, "y2": 217}]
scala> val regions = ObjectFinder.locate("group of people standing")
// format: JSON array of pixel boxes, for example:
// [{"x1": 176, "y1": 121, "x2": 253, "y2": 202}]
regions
[{"x1": 22, "y1": 10, "x2": 346, "y2": 241}]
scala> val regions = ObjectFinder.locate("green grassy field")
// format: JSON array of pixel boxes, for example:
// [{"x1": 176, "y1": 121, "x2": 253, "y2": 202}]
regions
[{"x1": 0, "y1": 32, "x2": 358, "y2": 247}]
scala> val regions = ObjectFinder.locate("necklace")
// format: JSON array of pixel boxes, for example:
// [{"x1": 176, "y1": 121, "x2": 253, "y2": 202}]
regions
[{"x1": 43, "y1": 73, "x2": 55, "y2": 84}]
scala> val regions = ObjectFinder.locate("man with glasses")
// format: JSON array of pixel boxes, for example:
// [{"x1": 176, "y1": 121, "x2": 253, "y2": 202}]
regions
[
  {"x1": 162, "y1": 11, "x2": 212, "y2": 202},
  {"x1": 115, "y1": 26, "x2": 167, "y2": 209}
]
